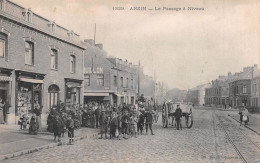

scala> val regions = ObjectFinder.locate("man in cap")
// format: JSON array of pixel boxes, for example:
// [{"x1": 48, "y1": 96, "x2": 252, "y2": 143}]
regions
[
  {"x1": 99, "y1": 108, "x2": 109, "y2": 139},
  {"x1": 144, "y1": 108, "x2": 154, "y2": 135}
]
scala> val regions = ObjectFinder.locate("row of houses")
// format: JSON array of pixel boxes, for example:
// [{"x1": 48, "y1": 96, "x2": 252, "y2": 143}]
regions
[
  {"x1": 205, "y1": 65, "x2": 260, "y2": 109},
  {"x1": 186, "y1": 64, "x2": 260, "y2": 109},
  {"x1": 0, "y1": 0, "x2": 157, "y2": 125}
]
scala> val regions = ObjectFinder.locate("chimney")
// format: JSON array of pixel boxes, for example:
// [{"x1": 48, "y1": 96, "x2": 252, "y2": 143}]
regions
[
  {"x1": 95, "y1": 44, "x2": 103, "y2": 50},
  {"x1": 84, "y1": 39, "x2": 95, "y2": 46}
]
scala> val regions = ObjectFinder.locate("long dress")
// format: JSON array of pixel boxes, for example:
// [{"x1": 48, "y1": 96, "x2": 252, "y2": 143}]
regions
[
  {"x1": 29, "y1": 116, "x2": 39, "y2": 134},
  {"x1": 0, "y1": 103, "x2": 5, "y2": 124}
]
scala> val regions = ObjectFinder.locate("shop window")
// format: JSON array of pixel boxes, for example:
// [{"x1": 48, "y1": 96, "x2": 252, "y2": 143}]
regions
[
  {"x1": 25, "y1": 41, "x2": 34, "y2": 65},
  {"x1": 48, "y1": 85, "x2": 59, "y2": 109},
  {"x1": 113, "y1": 76, "x2": 117, "y2": 86},
  {"x1": 120, "y1": 77, "x2": 123, "y2": 87},
  {"x1": 50, "y1": 49, "x2": 58, "y2": 70},
  {"x1": 70, "y1": 55, "x2": 76, "y2": 73},
  {"x1": 97, "y1": 74, "x2": 104, "y2": 86},
  {"x1": 84, "y1": 74, "x2": 90, "y2": 86}
]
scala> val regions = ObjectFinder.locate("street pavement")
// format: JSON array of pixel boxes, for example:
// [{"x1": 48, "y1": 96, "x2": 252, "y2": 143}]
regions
[{"x1": 3, "y1": 107, "x2": 259, "y2": 163}]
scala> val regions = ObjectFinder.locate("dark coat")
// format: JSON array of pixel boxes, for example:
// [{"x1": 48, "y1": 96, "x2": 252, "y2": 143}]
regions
[{"x1": 175, "y1": 108, "x2": 182, "y2": 119}]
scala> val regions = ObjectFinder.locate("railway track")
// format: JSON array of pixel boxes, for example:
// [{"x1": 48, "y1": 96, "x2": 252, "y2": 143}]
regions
[{"x1": 214, "y1": 111, "x2": 260, "y2": 163}]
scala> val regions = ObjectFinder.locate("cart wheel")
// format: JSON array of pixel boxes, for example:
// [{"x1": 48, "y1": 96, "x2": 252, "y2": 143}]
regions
[{"x1": 185, "y1": 116, "x2": 193, "y2": 128}]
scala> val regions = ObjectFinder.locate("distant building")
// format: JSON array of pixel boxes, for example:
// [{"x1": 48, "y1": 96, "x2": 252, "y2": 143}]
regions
[
  {"x1": 205, "y1": 64, "x2": 257, "y2": 108},
  {"x1": 186, "y1": 83, "x2": 211, "y2": 106},
  {"x1": 166, "y1": 88, "x2": 187, "y2": 102}
]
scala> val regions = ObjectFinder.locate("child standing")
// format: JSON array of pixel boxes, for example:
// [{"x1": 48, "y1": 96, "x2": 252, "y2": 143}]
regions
[
  {"x1": 66, "y1": 114, "x2": 75, "y2": 145},
  {"x1": 130, "y1": 111, "x2": 138, "y2": 138},
  {"x1": 109, "y1": 112, "x2": 118, "y2": 139}
]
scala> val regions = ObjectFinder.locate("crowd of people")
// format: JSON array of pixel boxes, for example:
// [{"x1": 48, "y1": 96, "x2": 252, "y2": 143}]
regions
[
  {"x1": 82, "y1": 102, "x2": 159, "y2": 140},
  {"x1": 45, "y1": 101, "x2": 159, "y2": 144}
]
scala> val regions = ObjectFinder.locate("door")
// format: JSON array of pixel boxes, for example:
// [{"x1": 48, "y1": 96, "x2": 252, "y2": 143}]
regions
[{"x1": 0, "y1": 89, "x2": 7, "y2": 122}]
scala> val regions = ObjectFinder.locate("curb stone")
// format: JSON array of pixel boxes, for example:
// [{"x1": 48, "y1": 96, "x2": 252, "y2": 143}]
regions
[{"x1": 0, "y1": 133, "x2": 91, "y2": 161}]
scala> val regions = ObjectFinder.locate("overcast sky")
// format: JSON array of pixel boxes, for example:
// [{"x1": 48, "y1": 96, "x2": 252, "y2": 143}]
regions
[{"x1": 12, "y1": 0, "x2": 260, "y2": 90}]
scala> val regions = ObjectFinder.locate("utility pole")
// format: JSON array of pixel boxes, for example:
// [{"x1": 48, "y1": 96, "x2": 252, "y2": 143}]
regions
[
  {"x1": 94, "y1": 23, "x2": 96, "y2": 45},
  {"x1": 138, "y1": 60, "x2": 140, "y2": 97}
]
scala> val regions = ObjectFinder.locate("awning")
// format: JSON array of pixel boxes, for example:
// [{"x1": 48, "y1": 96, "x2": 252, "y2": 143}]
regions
[
  {"x1": 19, "y1": 78, "x2": 43, "y2": 84},
  {"x1": 84, "y1": 92, "x2": 109, "y2": 96},
  {"x1": 113, "y1": 93, "x2": 123, "y2": 97},
  {"x1": 66, "y1": 82, "x2": 81, "y2": 88}
]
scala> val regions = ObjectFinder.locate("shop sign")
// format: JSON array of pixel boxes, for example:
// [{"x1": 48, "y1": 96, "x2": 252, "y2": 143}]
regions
[
  {"x1": 84, "y1": 67, "x2": 103, "y2": 74},
  {"x1": 0, "y1": 76, "x2": 12, "y2": 81}
]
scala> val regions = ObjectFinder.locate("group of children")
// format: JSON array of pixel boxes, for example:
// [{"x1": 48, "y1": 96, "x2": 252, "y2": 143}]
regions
[{"x1": 98, "y1": 107, "x2": 157, "y2": 140}]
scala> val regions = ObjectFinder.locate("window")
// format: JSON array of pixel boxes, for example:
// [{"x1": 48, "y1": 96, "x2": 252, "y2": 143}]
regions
[
  {"x1": 0, "y1": 0, "x2": 4, "y2": 11},
  {"x1": 25, "y1": 41, "x2": 34, "y2": 65},
  {"x1": 27, "y1": 12, "x2": 31, "y2": 22},
  {"x1": 50, "y1": 49, "x2": 58, "y2": 70},
  {"x1": 97, "y1": 74, "x2": 104, "y2": 86},
  {"x1": 0, "y1": 39, "x2": 5, "y2": 57},
  {"x1": 84, "y1": 74, "x2": 90, "y2": 86},
  {"x1": 126, "y1": 78, "x2": 129, "y2": 88},
  {"x1": 131, "y1": 79, "x2": 133, "y2": 89},
  {"x1": 242, "y1": 86, "x2": 247, "y2": 94},
  {"x1": 70, "y1": 55, "x2": 76, "y2": 73},
  {"x1": 120, "y1": 77, "x2": 123, "y2": 87},
  {"x1": 113, "y1": 76, "x2": 117, "y2": 86}
]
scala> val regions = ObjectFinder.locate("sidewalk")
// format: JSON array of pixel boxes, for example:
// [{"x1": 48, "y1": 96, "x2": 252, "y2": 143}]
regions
[
  {"x1": 223, "y1": 110, "x2": 260, "y2": 134},
  {"x1": 0, "y1": 124, "x2": 99, "y2": 160}
]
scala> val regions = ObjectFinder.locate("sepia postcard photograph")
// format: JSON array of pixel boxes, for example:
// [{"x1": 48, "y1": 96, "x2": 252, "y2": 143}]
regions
[{"x1": 0, "y1": 0, "x2": 259, "y2": 162}]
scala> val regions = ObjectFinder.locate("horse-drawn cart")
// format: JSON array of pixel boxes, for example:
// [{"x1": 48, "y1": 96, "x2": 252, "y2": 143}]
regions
[{"x1": 162, "y1": 101, "x2": 193, "y2": 128}]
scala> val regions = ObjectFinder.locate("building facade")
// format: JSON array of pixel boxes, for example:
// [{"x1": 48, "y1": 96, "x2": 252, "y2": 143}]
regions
[
  {"x1": 83, "y1": 40, "x2": 138, "y2": 106},
  {"x1": 251, "y1": 68, "x2": 260, "y2": 108},
  {"x1": 229, "y1": 79, "x2": 251, "y2": 108},
  {"x1": 186, "y1": 83, "x2": 211, "y2": 106},
  {"x1": 205, "y1": 77, "x2": 229, "y2": 107},
  {"x1": 0, "y1": 0, "x2": 85, "y2": 125}
]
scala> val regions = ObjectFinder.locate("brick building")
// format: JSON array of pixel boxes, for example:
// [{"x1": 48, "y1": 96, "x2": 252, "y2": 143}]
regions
[
  {"x1": 83, "y1": 40, "x2": 116, "y2": 105},
  {"x1": 0, "y1": 0, "x2": 85, "y2": 124},
  {"x1": 106, "y1": 58, "x2": 138, "y2": 105},
  {"x1": 229, "y1": 79, "x2": 251, "y2": 108},
  {"x1": 205, "y1": 76, "x2": 229, "y2": 107},
  {"x1": 82, "y1": 40, "x2": 138, "y2": 106},
  {"x1": 205, "y1": 65, "x2": 257, "y2": 108}
]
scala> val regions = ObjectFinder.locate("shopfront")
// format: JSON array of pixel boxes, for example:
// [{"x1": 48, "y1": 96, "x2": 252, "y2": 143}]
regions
[
  {"x1": 65, "y1": 78, "x2": 82, "y2": 108},
  {"x1": 0, "y1": 68, "x2": 12, "y2": 123},
  {"x1": 15, "y1": 71, "x2": 45, "y2": 119}
]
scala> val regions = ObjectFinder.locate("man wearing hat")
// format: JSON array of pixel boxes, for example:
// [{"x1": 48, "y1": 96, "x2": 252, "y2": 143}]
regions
[{"x1": 175, "y1": 104, "x2": 182, "y2": 130}]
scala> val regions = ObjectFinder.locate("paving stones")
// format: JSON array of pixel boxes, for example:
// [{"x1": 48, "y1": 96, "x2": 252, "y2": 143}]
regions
[{"x1": 2, "y1": 108, "x2": 258, "y2": 163}]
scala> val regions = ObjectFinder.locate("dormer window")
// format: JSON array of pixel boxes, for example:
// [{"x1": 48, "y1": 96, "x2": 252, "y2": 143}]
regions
[
  {"x1": 68, "y1": 31, "x2": 74, "y2": 40},
  {"x1": 0, "y1": 0, "x2": 6, "y2": 11},
  {"x1": 49, "y1": 21, "x2": 56, "y2": 33},
  {"x1": 22, "y1": 9, "x2": 33, "y2": 23}
]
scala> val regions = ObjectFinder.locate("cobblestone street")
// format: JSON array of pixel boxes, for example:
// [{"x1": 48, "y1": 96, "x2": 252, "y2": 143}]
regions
[{"x1": 3, "y1": 108, "x2": 259, "y2": 163}]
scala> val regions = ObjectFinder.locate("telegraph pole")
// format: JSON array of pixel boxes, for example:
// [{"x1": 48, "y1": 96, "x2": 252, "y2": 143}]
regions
[{"x1": 138, "y1": 60, "x2": 140, "y2": 97}]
